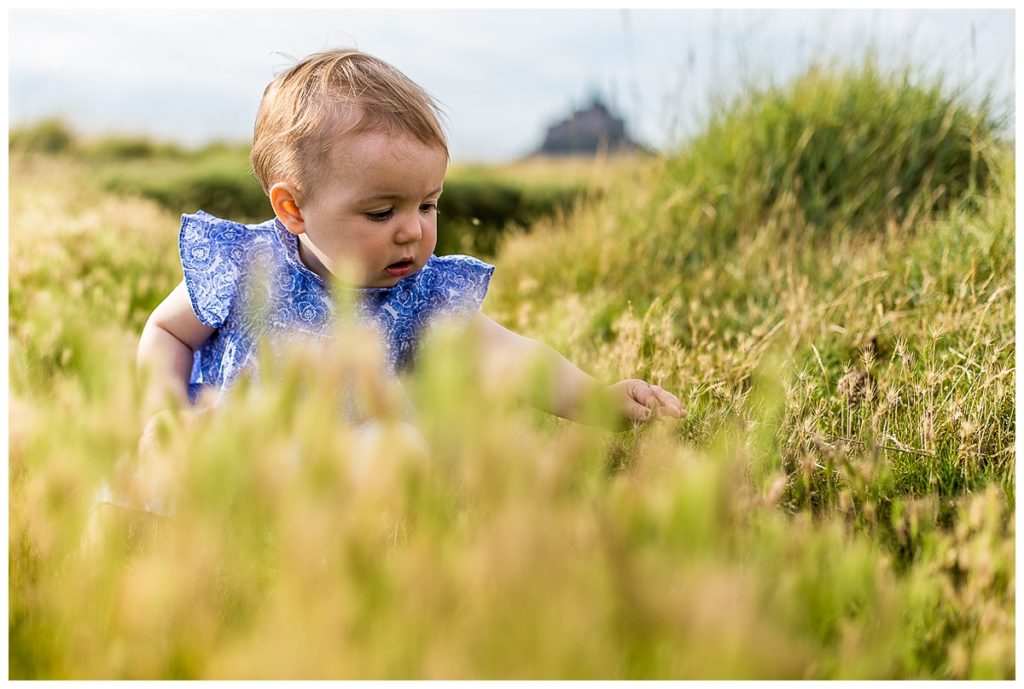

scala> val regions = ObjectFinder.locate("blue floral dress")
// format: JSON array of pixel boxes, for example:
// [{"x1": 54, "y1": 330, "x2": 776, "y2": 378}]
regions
[{"x1": 179, "y1": 210, "x2": 494, "y2": 403}]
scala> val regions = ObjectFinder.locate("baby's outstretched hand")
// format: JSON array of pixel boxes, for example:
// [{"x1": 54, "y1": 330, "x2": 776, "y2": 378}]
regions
[{"x1": 607, "y1": 379, "x2": 686, "y2": 425}]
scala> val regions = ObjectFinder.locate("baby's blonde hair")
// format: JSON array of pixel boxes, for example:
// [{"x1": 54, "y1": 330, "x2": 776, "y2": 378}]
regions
[{"x1": 251, "y1": 48, "x2": 448, "y2": 200}]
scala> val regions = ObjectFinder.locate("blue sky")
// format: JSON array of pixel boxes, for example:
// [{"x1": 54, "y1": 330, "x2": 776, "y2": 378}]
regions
[{"x1": 8, "y1": 8, "x2": 1015, "y2": 162}]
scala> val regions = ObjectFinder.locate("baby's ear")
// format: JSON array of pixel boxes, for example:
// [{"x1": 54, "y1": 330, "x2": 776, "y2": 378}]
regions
[{"x1": 269, "y1": 183, "x2": 305, "y2": 235}]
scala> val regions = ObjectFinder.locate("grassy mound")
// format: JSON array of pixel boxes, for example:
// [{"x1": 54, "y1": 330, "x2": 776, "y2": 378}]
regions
[
  {"x1": 680, "y1": 60, "x2": 1000, "y2": 241},
  {"x1": 488, "y1": 60, "x2": 1013, "y2": 502},
  {"x1": 492, "y1": 60, "x2": 1003, "y2": 302}
]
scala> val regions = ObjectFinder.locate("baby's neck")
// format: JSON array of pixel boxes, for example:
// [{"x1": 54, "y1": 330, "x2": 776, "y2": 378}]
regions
[{"x1": 296, "y1": 235, "x2": 333, "y2": 282}]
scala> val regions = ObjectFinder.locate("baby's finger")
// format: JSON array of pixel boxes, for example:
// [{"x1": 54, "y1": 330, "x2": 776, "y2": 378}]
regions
[
  {"x1": 648, "y1": 384, "x2": 686, "y2": 418},
  {"x1": 629, "y1": 381, "x2": 661, "y2": 410},
  {"x1": 625, "y1": 383, "x2": 667, "y2": 421}
]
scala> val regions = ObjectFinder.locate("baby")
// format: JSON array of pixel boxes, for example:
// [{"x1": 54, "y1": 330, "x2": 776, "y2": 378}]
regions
[{"x1": 136, "y1": 48, "x2": 684, "y2": 435}]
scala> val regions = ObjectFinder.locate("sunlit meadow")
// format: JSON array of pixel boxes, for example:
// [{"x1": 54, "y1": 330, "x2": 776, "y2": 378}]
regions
[{"x1": 9, "y1": 60, "x2": 1014, "y2": 679}]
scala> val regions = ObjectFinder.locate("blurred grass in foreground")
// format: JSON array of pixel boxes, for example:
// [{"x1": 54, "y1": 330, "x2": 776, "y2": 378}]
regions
[
  {"x1": 8, "y1": 319, "x2": 1015, "y2": 678},
  {"x1": 9, "y1": 59, "x2": 1014, "y2": 678}
]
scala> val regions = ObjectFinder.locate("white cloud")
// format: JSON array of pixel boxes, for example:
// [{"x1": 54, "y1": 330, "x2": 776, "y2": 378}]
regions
[{"x1": 9, "y1": 8, "x2": 1014, "y2": 161}]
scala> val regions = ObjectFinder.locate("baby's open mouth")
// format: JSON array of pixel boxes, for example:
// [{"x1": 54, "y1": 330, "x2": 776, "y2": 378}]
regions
[{"x1": 384, "y1": 259, "x2": 415, "y2": 277}]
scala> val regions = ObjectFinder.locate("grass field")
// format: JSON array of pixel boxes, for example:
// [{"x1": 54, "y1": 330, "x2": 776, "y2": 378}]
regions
[{"x1": 8, "y1": 60, "x2": 1015, "y2": 679}]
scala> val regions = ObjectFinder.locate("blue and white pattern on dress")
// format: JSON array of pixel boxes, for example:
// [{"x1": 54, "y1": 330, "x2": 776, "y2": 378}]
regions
[{"x1": 179, "y1": 210, "x2": 494, "y2": 403}]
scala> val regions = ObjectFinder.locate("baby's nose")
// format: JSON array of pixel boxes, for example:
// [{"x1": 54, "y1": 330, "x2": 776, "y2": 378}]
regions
[{"x1": 395, "y1": 215, "x2": 423, "y2": 244}]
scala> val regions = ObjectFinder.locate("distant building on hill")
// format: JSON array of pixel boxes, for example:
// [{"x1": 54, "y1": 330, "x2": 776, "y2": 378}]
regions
[{"x1": 533, "y1": 93, "x2": 645, "y2": 157}]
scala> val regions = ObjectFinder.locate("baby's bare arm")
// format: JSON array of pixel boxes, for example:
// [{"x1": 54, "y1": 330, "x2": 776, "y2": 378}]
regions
[
  {"x1": 137, "y1": 281, "x2": 214, "y2": 419},
  {"x1": 469, "y1": 313, "x2": 684, "y2": 427}
]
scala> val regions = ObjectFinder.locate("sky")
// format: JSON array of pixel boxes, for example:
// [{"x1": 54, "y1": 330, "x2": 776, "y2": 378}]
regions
[{"x1": 7, "y1": 8, "x2": 1016, "y2": 162}]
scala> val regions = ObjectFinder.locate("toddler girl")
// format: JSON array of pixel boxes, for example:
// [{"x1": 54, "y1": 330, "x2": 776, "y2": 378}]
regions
[{"x1": 137, "y1": 48, "x2": 684, "y2": 437}]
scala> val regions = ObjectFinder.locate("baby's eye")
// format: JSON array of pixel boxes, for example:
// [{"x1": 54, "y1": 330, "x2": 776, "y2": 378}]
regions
[
  {"x1": 365, "y1": 208, "x2": 394, "y2": 222},
  {"x1": 419, "y1": 203, "x2": 439, "y2": 214}
]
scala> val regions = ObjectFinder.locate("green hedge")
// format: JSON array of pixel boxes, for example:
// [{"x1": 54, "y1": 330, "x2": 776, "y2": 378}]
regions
[{"x1": 10, "y1": 121, "x2": 593, "y2": 257}]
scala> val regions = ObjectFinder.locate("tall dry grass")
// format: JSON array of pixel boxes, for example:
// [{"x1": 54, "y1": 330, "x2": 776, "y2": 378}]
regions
[{"x1": 9, "y1": 60, "x2": 1014, "y2": 678}]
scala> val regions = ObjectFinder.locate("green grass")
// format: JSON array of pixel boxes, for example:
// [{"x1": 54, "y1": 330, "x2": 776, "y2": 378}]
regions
[
  {"x1": 488, "y1": 60, "x2": 1012, "y2": 504},
  {"x1": 8, "y1": 59, "x2": 1014, "y2": 679},
  {"x1": 677, "y1": 60, "x2": 999, "y2": 240}
]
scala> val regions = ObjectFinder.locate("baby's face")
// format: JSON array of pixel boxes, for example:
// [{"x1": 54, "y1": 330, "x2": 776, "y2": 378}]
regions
[{"x1": 297, "y1": 128, "x2": 447, "y2": 288}]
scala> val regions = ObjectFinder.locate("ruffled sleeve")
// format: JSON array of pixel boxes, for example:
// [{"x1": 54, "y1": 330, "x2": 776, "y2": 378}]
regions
[
  {"x1": 416, "y1": 254, "x2": 495, "y2": 323},
  {"x1": 179, "y1": 210, "x2": 252, "y2": 328}
]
